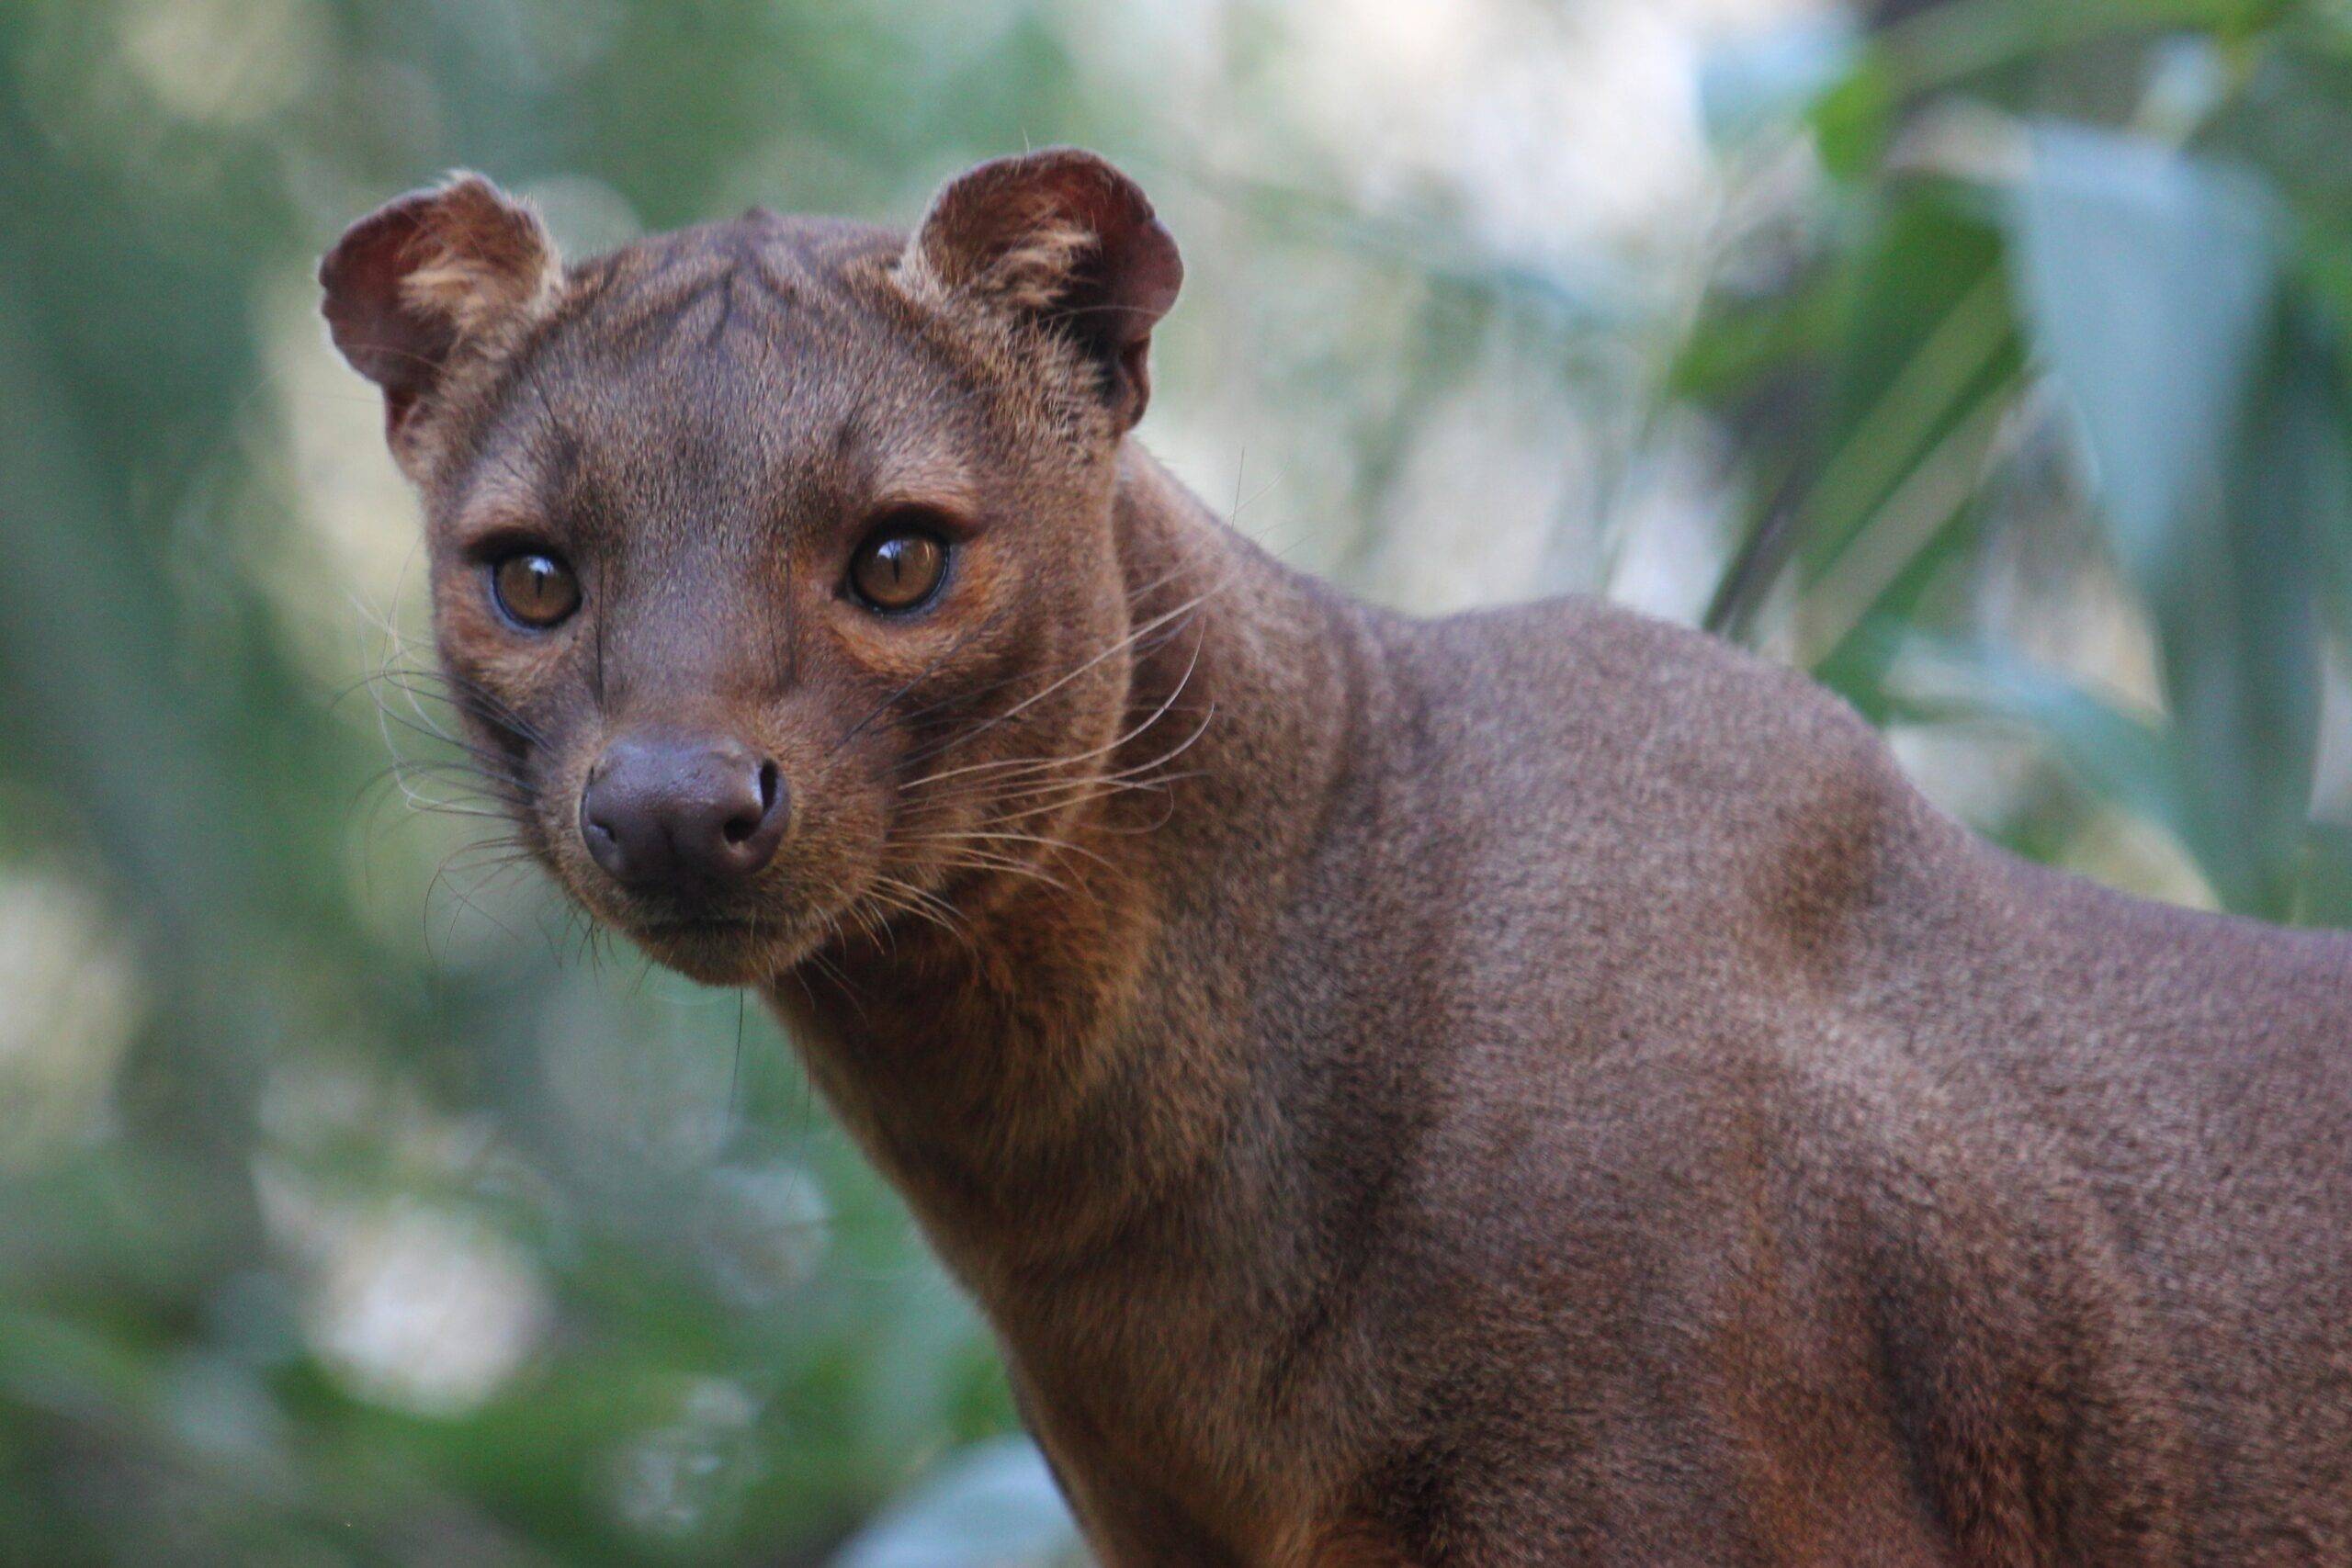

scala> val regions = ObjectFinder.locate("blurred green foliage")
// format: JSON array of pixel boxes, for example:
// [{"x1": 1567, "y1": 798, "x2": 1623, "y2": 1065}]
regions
[
  {"x1": 0, "y1": 0, "x2": 2346, "y2": 1563},
  {"x1": 1684, "y1": 0, "x2": 2352, "y2": 922}
]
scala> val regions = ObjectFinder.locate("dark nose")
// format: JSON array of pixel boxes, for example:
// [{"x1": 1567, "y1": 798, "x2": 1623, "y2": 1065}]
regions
[{"x1": 580, "y1": 734, "x2": 787, "y2": 893}]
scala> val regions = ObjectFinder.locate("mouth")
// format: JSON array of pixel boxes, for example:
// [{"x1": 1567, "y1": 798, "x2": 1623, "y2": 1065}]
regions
[
  {"x1": 629, "y1": 913, "x2": 787, "y2": 985},
  {"x1": 599, "y1": 870, "x2": 901, "y2": 988},
  {"x1": 641, "y1": 914, "x2": 763, "y2": 939}
]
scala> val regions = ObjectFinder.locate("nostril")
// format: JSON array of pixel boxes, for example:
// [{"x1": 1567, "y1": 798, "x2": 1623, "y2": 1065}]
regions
[
  {"x1": 721, "y1": 761, "x2": 783, "y2": 847},
  {"x1": 579, "y1": 784, "x2": 635, "y2": 882}
]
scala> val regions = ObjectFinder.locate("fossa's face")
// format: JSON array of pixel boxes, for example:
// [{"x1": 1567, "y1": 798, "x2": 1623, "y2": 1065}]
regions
[{"x1": 322, "y1": 156, "x2": 1181, "y2": 984}]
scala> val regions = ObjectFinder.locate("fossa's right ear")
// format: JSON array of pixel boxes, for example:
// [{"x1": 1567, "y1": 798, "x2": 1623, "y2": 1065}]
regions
[
  {"x1": 319, "y1": 174, "x2": 561, "y2": 453},
  {"x1": 900, "y1": 148, "x2": 1182, "y2": 431}
]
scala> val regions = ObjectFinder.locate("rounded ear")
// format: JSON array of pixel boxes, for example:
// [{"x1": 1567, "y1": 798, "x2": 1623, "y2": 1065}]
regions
[
  {"x1": 318, "y1": 174, "x2": 560, "y2": 442},
  {"x1": 901, "y1": 148, "x2": 1183, "y2": 430}
]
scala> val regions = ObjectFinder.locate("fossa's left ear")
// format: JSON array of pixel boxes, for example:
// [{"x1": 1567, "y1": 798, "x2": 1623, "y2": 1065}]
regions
[
  {"x1": 319, "y1": 173, "x2": 561, "y2": 453},
  {"x1": 901, "y1": 148, "x2": 1183, "y2": 430}
]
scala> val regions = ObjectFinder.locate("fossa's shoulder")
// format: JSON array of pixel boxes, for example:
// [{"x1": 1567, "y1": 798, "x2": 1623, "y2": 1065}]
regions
[{"x1": 1365, "y1": 592, "x2": 1895, "y2": 813}]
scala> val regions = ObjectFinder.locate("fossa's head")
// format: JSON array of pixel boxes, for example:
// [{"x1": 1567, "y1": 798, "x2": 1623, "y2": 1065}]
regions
[{"x1": 322, "y1": 151, "x2": 1182, "y2": 983}]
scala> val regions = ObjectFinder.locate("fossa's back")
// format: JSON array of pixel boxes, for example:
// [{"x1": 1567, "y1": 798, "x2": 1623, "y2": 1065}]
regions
[{"x1": 1321, "y1": 590, "x2": 2352, "y2": 1559}]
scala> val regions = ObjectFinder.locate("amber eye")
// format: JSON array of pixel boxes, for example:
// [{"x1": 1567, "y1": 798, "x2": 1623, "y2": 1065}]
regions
[
  {"x1": 490, "y1": 551, "x2": 581, "y2": 629},
  {"x1": 848, "y1": 525, "x2": 949, "y2": 614}
]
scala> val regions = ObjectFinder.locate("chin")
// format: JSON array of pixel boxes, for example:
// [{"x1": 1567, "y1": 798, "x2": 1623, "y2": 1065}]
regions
[{"x1": 628, "y1": 917, "x2": 805, "y2": 987}]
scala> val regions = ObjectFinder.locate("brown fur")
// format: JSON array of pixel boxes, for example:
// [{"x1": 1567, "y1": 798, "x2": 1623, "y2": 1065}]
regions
[{"x1": 323, "y1": 152, "x2": 2352, "y2": 1564}]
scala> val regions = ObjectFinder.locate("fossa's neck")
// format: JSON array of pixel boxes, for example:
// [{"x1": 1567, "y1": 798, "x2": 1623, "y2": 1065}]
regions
[{"x1": 766, "y1": 445, "x2": 1363, "y2": 1291}]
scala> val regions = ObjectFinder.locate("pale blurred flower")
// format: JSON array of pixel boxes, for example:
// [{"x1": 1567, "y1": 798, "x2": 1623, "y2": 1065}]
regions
[
  {"x1": 607, "y1": 1378, "x2": 763, "y2": 1540},
  {"x1": 256, "y1": 1168, "x2": 551, "y2": 1417},
  {"x1": 261, "y1": 267, "x2": 426, "y2": 668},
  {"x1": 695, "y1": 1160, "x2": 831, "y2": 1307},
  {"x1": 257, "y1": 1043, "x2": 502, "y2": 1179},
  {"x1": 0, "y1": 867, "x2": 143, "y2": 1168},
  {"x1": 118, "y1": 0, "x2": 325, "y2": 126},
  {"x1": 253, "y1": 1043, "x2": 560, "y2": 1417}
]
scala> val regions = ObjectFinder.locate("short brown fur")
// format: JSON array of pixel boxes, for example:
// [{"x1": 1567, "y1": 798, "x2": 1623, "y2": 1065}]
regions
[{"x1": 324, "y1": 152, "x2": 2352, "y2": 1565}]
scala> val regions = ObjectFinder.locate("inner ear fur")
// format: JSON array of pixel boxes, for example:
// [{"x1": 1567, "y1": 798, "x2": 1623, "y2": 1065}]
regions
[
  {"x1": 901, "y1": 148, "x2": 1183, "y2": 430},
  {"x1": 318, "y1": 173, "x2": 561, "y2": 443}
]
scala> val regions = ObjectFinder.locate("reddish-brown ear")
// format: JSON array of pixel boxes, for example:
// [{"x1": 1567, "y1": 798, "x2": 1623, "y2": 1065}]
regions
[
  {"x1": 319, "y1": 174, "x2": 560, "y2": 442},
  {"x1": 902, "y1": 149, "x2": 1182, "y2": 429}
]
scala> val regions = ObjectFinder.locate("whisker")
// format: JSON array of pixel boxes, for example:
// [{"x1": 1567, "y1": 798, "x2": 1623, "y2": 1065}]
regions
[
  {"x1": 828, "y1": 602, "x2": 1019, "y2": 758},
  {"x1": 905, "y1": 590, "x2": 1211, "y2": 791},
  {"x1": 897, "y1": 572, "x2": 1225, "y2": 773},
  {"x1": 897, "y1": 827, "x2": 1111, "y2": 877},
  {"x1": 876, "y1": 584, "x2": 1204, "y2": 742}
]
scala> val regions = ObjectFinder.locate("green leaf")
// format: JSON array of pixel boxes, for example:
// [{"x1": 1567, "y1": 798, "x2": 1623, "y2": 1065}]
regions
[
  {"x1": 2169, "y1": 312, "x2": 2344, "y2": 916},
  {"x1": 1791, "y1": 189, "x2": 2023, "y2": 682},
  {"x1": 2006, "y1": 121, "x2": 2281, "y2": 590},
  {"x1": 2298, "y1": 822, "x2": 2352, "y2": 928},
  {"x1": 1999, "y1": 123, "x2": 2348, "y2": 917},
  {"x1": 1808, "y1": 51, "x2": 1895, "y2": 182},
  {"x1": 1881, "y1": 636, "x2": 2202, "y2": 856}
]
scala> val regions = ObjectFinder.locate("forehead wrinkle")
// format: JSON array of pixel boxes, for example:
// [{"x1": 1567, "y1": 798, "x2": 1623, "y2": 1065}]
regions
[
  {"x1": 848, "y1": 402, "x2": 985, "y2": 513},
  {"x1": 457, "y1": 343, "x2": 628, "y2": 537},
  {"x1": 463, "y1": 215, "x2": 991, "y2": 564},
  {"x1": 562, "y1": 236, "x2": 754, "y2": 374},
  {"x1": 673, "y1": 235, "x2": 812, "y2": 364},
  {"x1": 442, "y1": 455, "x2": 615, "y2": 584},
  {"x1": 447, "y1": 457, "x2": 547, "y2": 535}
]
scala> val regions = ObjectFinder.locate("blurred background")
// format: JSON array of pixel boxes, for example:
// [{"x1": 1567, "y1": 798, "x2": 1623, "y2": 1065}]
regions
[{"x1": 3, "y1": 0, "x2": 2349, "y2": 1561}]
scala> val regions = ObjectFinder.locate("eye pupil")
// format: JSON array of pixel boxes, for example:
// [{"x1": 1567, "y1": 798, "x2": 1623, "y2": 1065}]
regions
[
  {"x1": 851, "y1": 527, "x2": 948, "y2": 612},
  {"x1": 492, "y1": 551, "x2": 580, "y2": 628}
]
